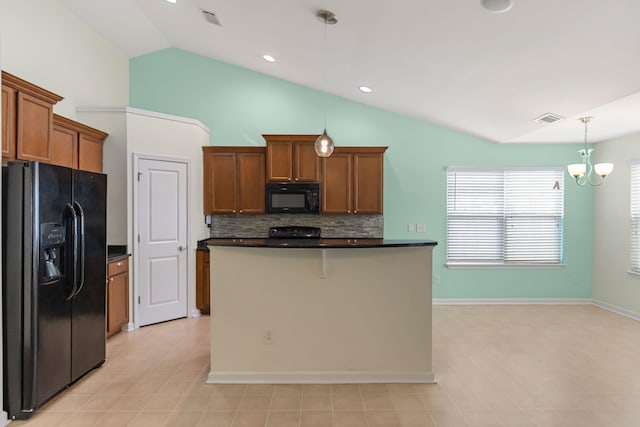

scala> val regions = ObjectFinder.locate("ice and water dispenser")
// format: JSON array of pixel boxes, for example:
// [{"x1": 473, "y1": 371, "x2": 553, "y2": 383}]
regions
[{"x1": 40, "y1": 223, "x2": 66, "y2": 283}]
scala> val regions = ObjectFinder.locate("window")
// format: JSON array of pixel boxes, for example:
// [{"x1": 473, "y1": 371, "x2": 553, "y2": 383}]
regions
[
  {"x1": 447, "y1": 167, "x2": 564, "y2": 266},
  {"x1": 630, "y1": 162, "x2": 640, "y2": 273}
]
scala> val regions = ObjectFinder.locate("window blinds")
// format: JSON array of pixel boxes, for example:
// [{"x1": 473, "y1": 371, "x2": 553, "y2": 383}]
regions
[{"x1": 447, "y1": 168, "x2": 564, "y2": 266}]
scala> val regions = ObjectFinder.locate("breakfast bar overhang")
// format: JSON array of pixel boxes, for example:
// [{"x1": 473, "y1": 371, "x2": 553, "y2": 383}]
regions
[{"x1": 205, "y1": 239, "x2": 438, "y2": 384}]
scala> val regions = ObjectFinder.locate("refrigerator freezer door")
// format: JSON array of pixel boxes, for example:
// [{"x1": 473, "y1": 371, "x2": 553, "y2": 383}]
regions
[{"x1": 34, "y1": 163, "x2": 74, "y2": 409}]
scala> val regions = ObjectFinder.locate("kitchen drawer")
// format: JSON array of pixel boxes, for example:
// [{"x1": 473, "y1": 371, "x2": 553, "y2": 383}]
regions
[{"x1": 108, "y1": 258, "x2": 128, "y2": 276}]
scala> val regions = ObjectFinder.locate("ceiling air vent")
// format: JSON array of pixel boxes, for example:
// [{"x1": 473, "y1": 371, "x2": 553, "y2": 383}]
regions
[
  {"x1": 534, "y1": 113, "x2": 564, "y2": 124},
  {"x1": 202, "y1": 10, "x2": 221, "y2": 26}
]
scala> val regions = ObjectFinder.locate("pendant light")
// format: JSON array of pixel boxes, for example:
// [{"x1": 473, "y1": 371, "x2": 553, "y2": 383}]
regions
[
  {"x1": 314, "y1": 10, "x2": 337, "y2": 158},
  {"x1": 566, "y1": 117, "x2": 614, "y2": 186}
]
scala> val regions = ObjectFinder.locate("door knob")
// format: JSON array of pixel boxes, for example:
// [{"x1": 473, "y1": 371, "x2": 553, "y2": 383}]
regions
[{"x1": 178, "y1": 245, "x2": 187, "y2": 251}]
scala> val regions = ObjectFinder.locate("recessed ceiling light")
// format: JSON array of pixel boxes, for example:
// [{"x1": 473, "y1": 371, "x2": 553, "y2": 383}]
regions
[
  {"x1": 262, "y1": 55, "x2": 276, "y2": 63},
  {"x1": 165, "y1": 0, "x2": 177, "y2": 4},
  {"x1": 481, "y1": 0, "x2": 512, "y2": 13},
  {"x1": 359, "y1": 86, "x2": 373, "y2": 93}
]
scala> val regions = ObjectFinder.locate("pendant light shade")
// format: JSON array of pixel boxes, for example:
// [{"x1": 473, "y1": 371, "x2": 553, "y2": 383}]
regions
[
  {"x1": 315, "y1": 129, "x2": 335, "y2": 157},
  {"x1": 314, "y1": 10, "x2": 337, "y2": 157}
]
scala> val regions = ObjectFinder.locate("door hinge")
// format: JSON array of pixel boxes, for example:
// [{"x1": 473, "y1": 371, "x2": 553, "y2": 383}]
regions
[
  {"x1": 138, "y1": 296, "x2": 141, "y2": 304},
  {"x1": 137, "y1": 172, "x2": 142, "y2": 182},
  {"x1": 137, "y1": 234, "x2": 140, "y2": 243}
]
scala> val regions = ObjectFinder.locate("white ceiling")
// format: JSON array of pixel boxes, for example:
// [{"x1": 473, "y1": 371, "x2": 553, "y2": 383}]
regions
[{"x1": 61, "y1": 0, "x2": 640, "y2": 144}]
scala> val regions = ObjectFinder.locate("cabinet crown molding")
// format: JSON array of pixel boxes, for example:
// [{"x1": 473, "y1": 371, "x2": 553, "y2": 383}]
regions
[
  {"x1": 262, "y1": 134, "x2": 320, "y2": 143},
  {"x1": 203, "y1": 146, "x2": 265, "y2": 153},
  {"x1": 53, "y1": 114, "x2": 108, "y2": 140},
  {"x1": 2, "y1": 71, "x2": 64, "y2": 105}
]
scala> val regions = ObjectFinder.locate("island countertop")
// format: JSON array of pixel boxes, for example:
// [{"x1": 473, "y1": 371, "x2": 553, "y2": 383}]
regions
[{"x1": 201, "y1": 238, "x2": 437, "y2": 249}]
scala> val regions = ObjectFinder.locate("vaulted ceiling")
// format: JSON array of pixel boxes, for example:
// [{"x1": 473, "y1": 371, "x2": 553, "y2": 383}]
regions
[{"x1": 61, "y1": 0, "x2": 640, "y2": 144}]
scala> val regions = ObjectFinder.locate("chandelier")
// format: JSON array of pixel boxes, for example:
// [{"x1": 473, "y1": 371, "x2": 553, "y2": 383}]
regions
[{"x1": 566, "y1": 117, "x2": 614, "y2": 186}]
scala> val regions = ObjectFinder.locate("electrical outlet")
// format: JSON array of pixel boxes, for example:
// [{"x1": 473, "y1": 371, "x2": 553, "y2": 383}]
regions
[
  {"x1": 263, "y1": 329, "x2": 274, "y2": 344},
  {"x1": 417, "y1": 224, "x2": 426, "y2": 233},
  {"x1": 407, "y1": 224, "x2": 415, "y2": 232},
  {"x1": 433, "y1": 275, "x2": 441, "y2": 285}
]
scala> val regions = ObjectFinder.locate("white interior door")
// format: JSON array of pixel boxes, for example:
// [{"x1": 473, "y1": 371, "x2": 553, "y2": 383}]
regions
[{"x1": 136, "y1": 156, "x2": 188, "y2": 326}]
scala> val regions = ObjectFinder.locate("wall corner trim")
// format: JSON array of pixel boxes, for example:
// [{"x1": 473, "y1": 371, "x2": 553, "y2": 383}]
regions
[
  {"x1": 76, "y1": 106, "x2": 211, "y2": 134},
  {"x1": 592, "y1": 299, "x2": 640, "y2": 321}
]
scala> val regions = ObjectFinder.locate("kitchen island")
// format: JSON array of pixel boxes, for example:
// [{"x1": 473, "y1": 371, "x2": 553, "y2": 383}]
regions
[{"x1": 205, "y1": 238, "x2": 437, "y2": 384}]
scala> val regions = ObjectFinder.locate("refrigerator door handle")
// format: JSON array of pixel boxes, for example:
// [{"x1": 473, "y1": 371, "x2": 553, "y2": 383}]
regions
[
  {"x1": 65, "y1": 203, "x2": 78, "y2": 300},
  {"x1": 72, "y1": 201, "x2": 86, "y2": 298}
]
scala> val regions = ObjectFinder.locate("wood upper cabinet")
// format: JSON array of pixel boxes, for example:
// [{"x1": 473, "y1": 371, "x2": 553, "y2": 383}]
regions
[
  {"x1": 321, "y1": 151, "x2": 352, "y2": 214},
  {"x1": 52, "y1": 114, "x2": 108, "y2": 172},
  {"x1": 264, "y1": 134, "x2": 320, "y2": 183},
  {"x1": 2, "y1": 71, "x2": 63, "y2": 163},
  {"x1": 2, "y1": 84, "x2": 16, "y2": 159},
  {"x1": 203, "y1": 146, "x2": 266, "y2": 214},
  {"x1": 321, "y1": 147, "x2": 387, "y2": 215}
]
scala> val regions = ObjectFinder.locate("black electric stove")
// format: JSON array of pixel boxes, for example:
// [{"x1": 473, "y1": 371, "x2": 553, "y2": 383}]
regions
[{"x1": 268, "y1": 226, "x2": 321, "y2": 239}]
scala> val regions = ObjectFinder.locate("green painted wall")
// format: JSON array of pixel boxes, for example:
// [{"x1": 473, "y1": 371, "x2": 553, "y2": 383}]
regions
[{"x1": 130, "y1": 47, "x2": 593, "y2": 299}]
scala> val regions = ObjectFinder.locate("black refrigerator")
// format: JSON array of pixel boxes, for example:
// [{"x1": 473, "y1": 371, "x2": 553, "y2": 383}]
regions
[{"x1": 2, "y1": 161, "x2": 107, "y2": 420}]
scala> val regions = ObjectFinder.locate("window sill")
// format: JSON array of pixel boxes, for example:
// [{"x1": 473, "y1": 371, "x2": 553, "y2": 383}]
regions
[{"x1": 447, "y1": 262, "x2": 565, "y2": 269}]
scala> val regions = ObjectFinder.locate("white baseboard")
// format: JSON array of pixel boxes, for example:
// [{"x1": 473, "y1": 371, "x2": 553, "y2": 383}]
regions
[
  {"x1": 207, "y1": 371, "x2": 435, "y2": 384},
  {"x1": 121, "y1": 322, "x2": 136, "y2": 332},
  {"x1": 433, "y1": 298, "x2": 592, "y2": 305},
  {"x1": 0, "y1": 411, "x2": 8, "y2": 426},
  {"x1": 190, "y1": 309, "x2": 202, "y2": 318},
  {"x1": 592, "y1": 299, "x2": 640, "y2": 321}
]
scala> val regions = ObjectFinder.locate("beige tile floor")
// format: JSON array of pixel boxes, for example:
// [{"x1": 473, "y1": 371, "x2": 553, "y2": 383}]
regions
[{"x1": 9, "y1": 304, "x2": 640, "y2": 426}]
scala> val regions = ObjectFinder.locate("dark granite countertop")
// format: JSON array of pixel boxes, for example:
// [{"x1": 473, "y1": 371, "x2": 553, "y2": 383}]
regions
[
  {"x1": 108, "y1": 253, "x2": 130, "y2": 262},
  {"x1": 107, "y1": 245, "x2": 130, "y2": 262},
  {"x1": 202, "y1": 238, "x2": 437, "y2": 249}
]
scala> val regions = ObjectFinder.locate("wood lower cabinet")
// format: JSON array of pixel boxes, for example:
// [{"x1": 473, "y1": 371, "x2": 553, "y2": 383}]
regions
[
  {"x1": 2, "y1": 71, "x2": 63, "y2": 163},
  {"x1": 196, "y1": 248, "x2": 210, "y2": 314},
  {"x1": 52, "y1": 114, "x2": 107, "y2": 172},
  {"x1": 264, "y1": 134, "x2": 320, "y2": 183},
  {"x1": 321, "y1": 147, "x2": 387, "y2": 215},
  {"x1": 203, "y1": 147, "x2": 265, "y2": 214},
  {"x1": 107, "y1": 258, "x2": 129, "y2": 338}
]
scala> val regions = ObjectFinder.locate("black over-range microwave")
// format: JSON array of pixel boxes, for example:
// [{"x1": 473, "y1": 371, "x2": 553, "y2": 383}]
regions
[{"x1": 266, "y1": 183, "x2": 320, "y2": 214}]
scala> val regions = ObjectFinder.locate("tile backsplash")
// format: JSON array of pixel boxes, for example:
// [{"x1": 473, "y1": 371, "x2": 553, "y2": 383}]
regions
[{"x1": 208, "y1": 214, "x2": 383, "y2": 238}]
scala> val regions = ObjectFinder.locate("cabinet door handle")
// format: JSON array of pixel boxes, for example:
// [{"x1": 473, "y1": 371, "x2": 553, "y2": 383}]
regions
[
  {"x1": 354, "y1": 210, "x2": 358, "y2": 214},
  {"x1": 117, "y1": 262, "x2": 122, "y2": 267},
  {"x1": 347, "y1": 210, "x2": 351, "y2": 213},
  {"x1": 233, "y1": 209, "x2": 236, "y2": 213},
  {"x1": 294, "y1": 178, "x2": 299, "y2": 182},
  {"x1": 110, "y1": 278, "x2": 113, "y2": 282},
  {"x1": 239, "y1": 209, "x2": 243, "y2": 213}
]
